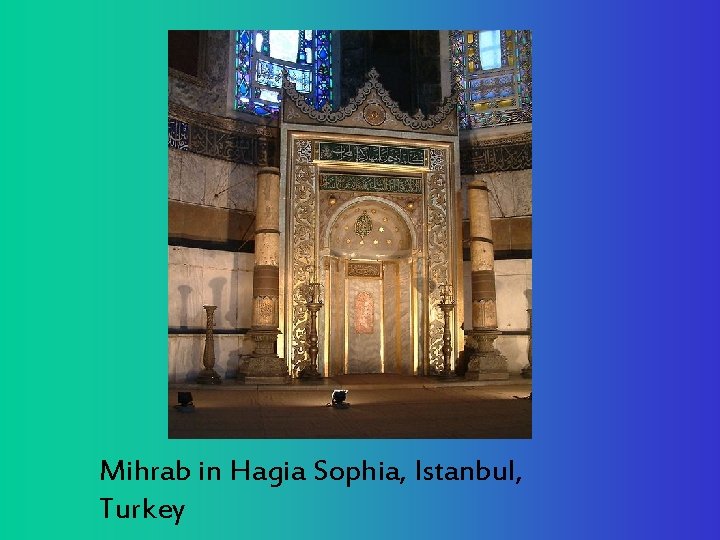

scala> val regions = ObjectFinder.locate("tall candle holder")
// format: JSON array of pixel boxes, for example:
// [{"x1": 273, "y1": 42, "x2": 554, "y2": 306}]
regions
[
  {"x1": 522, "y1": 307, "x2": 532, "y2": 379},
  {"x1": 299, "y1": 281, "x2": 323, "y2": 381},
  {"x1": 437, "y1": 283, "x2": 457, "y2": 380},
  {"x1": 197, "y1": 305, "x2": 222, "y2": 384}
]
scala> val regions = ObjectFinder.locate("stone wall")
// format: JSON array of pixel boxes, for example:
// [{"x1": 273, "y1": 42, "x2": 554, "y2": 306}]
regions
[
  {"x1": 168, "y1": 246, "x2": 256, "y2": 382},
  {"x1": 168, "y1": 31, "x2": 269, "y2": 383},
  {"x1": 169, "y1": 148, "x2": 256, "y2": 211}
]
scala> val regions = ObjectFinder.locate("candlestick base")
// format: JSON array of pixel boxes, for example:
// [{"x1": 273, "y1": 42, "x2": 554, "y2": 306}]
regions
[
  {"x1": 196, "y1": 368, "x2": 222, "y2": 385},
  {"x1": 298, "y1": 365, "x2": 323, "y2": 381},
  {"x1": 435, "y1": 367, "x2": 458, "y2": 381}
]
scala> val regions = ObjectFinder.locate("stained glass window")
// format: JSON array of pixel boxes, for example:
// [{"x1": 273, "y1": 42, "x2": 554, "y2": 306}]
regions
[
  {"x1": 235, "y1": 30, "x2": 333, "y2": 117},
  {"x1": 450, "y1": 30, "x2": 532, "y2": 129}
]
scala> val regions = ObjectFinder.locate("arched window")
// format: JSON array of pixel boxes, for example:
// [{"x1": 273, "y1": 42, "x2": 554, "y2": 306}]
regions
[
  {"x1": 235, "y1": 30, "x2": 332, "y2": 116},
  {"x1": 450, "y1": 30, "x2": 532, "y2": 129}
]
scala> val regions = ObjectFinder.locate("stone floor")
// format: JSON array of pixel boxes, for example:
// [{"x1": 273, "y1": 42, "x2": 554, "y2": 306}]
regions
[{"x1": 168, "y1": 374, "x2": 532, "y2": 439}]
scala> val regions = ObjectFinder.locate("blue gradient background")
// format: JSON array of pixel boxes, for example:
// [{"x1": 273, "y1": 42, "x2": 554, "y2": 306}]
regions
[{"x1": 1, "y1": 1, "x2": 719, "y2": 538}]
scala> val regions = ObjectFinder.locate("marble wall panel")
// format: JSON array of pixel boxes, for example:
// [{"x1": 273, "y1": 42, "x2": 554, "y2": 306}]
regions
[
  {"x1": 168, "y1": 334, "x2": 255, "y2": 383},
  {"x1": 202, "y1": 267, "x2": 236, "y2": 329},
  {"x1": 179, "y1": 151, "x2": 207, "y2": 204},
  {"x1": 461, "y1": 170, "x2": 532, "y2": 221},
  {"x1": 383, "y1": 263, "x2": 398, "y2": 373},
  {"x1": 496, "y1": 274, "x2": 531, "y2": 330},
  {"x1": 347, "y1": 278, "x2": 382, "y2": 373},
  {"x1": 495, "y1": 259, "x2": 532, "y2": 331},
  {"x1": 169, "y1": 148, "x2": 183, "y2": 201},
  {"x1": 399, "y1": 261, "x2": 413, "y2": 374},
  {"x1": 168, "y1": 262, "x2": 205, "y2": 328},
  {"x1": 235, "y1": 251, "x2": 255, "y2": 273},
  {"x1": 202, "y1": 247, "x2": 236, "y2": 270},
  {"x1": 174, "y1": 151, "x2": 258, "y2": 211},
  {"x1": 169, "y1": 246, "x2": 255, "y2": 330},
  {"x1": 169, "y1": 245, "x2": 203, "y2": 267},
  {"x1": 485, "y1": 170, "x2": 532, "y2": 219},
  {"x1": 168, "y1": 335, "x2": 204, "y2": 383},
  {"x1": 328, "y1": 259, "x2": 346, "y2": 376},
  {"x1": 228, "y1": 163, "x2": 256, "y2": 212},
  {"x1": 495, "y1": 335, "x2": 530, "y2": 372},
  {"x1": 494, "y1": 258, "x2": 531, "y2": 276},
  {"x1": 202, "y1": 158, "x2": 230, "y2": 208}
]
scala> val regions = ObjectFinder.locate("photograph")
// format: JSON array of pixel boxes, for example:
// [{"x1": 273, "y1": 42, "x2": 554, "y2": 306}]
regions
[{"x1": 168, "y1": 30, "x2": 533, "y2": 438}]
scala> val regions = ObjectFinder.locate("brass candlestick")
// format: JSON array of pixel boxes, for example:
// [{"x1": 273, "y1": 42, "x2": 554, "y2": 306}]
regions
[
  {"x1": 197, "y1": 305, "x2": 222, "y2": 384},
  {"x1": 522, "y1": 307, "x2": 532, "y2": 379},
  {"x1": 299, "y1": 282, "x2": 323, "y2": 381},
  {"x1": 437, "y1": 283, "x2": 457, "y2": 379}
]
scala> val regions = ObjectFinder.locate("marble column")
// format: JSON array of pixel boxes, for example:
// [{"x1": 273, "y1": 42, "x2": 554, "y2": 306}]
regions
[
  {"x1": 465, "y1": 178, "x2": 509, "y2": 380},
  {"x1": 239, "y1": 167, "x2": 289, "y2": 384}
]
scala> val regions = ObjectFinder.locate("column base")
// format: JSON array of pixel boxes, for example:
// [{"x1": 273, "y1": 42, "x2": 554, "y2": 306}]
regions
[
  {"x1": 521, "y1": 364, "x2": 532, "y2": 379},
  {"x1": 237, "y1": 328, "x2": 289, "y2": 384},
  {"x1": 465, "y1": 330, "x2": 509, "y2": 381},
  {"x1": 238, "y1": 357, "x2": 290, "y2": 385},
  {"x1": 465, "y1": 350, "x2": 510, "y2": 380},
  {"x1": 196, "y1": 368, "x2": 222, "y2": 385}
]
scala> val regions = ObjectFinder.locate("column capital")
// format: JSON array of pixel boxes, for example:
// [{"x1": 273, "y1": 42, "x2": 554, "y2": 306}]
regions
[
  {"x1": 257, "y1": 166, "x2": 281, "y2": 176},
  {"x1": 467, "y1": 178, "x2": 488, "y2": 190}
]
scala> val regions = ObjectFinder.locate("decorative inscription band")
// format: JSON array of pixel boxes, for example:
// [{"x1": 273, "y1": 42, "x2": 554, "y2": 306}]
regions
[
  {"x1": 320, "y1": 174, "x2": 422, "y2": 194},
  {"x1": 315, "y1": 141, "x2": 428, "y2": 168},
  {"x1": 347, "y1": 262, "x2": 382, "y2": 278}
]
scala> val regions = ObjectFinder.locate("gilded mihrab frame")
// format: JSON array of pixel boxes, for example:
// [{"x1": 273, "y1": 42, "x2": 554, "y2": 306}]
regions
[{"x1": 278, "y1": 69, "x2": 462, "y2": 376}]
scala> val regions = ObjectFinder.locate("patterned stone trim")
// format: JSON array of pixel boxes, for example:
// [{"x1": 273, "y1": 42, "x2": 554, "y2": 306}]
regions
[
  {"x1": 168, "y1": 101, "x2": 278, "y2": 165},
  {"x1": 283, "y1": 68, "x2": 459, "y2": 134},
  {"x1": 188, "y1": 123, "x2": 273, "y2": 165},
  {"x1": 168, "y1": 114, "x2": 276, "y2": 166},
  {"x1": 426, "y1": 153, "x2": 451, "y2": 370},
  {"x1": 461, "y1": 140, "x2": 532, "y2": 174},
  {"x1": 169, "y1": 102, "x2": 276, "y2": 137},
  {"x1": 168, "y1": 119, "x2": 189, "y2": 150},
  {"x1": 319, "y1": 174, "x2": 422, "y2": 194}
]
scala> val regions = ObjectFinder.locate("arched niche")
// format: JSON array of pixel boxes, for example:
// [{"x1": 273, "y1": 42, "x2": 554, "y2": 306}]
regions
[
  {"x1": 325, "y1": 197, "x2": 415, "y2": 259},
  {"x1": 323, "y1": 198, "x2": 417, "y2": 375}
]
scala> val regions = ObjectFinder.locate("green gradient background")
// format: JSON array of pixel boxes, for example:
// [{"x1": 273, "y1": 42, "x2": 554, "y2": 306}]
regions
[{"x1": 2, "y1": 2, "x2": 557, "y2": 539}]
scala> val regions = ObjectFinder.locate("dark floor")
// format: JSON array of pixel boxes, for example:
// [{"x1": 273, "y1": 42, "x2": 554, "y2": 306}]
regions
[{"x1": 169, "y1": 375, "x2": 532, "y2": 439}]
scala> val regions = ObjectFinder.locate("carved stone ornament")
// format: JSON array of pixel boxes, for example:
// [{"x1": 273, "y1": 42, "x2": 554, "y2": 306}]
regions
[
  {"x1": 282, "y1": 68, "x2": 459, "y2": 135},
  {"x1": 354, "y1": 210, "x2": 373, "y2": 239},
  {"x1": 362, "y1": 102, "x2": 386, "y2": 126}
]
